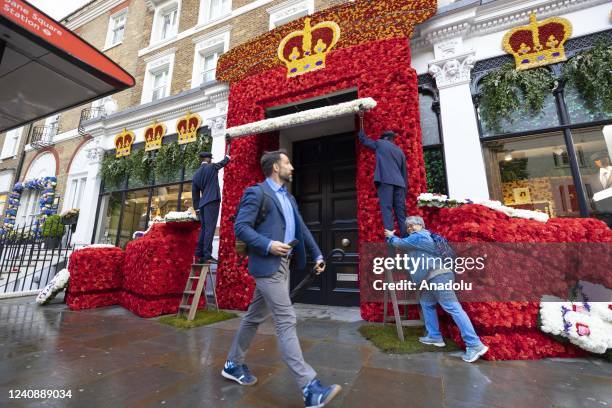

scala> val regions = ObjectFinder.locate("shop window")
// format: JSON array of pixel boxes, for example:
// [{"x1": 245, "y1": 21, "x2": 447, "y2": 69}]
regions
[
  {"x1": 419, "y1": 92, "x2": 441, "y2": 146},
  {"x1": 564, "y1": 83, "x2": 612, "y2": 125},
  {"x1": 105, "y1": 9, "x2": 127, "y2": 49},
  {"x1": 118, "y1": 189, "x2": 150, "y2": 248},
  {"x1": 150, "y1": 185, "x2": 181, "y2": 220},
  {"x1": 268, "y1": 0, "x2": 313, "y2": 30},
  {"x1": 200, "y1": 0, "x2": 231, "y2": 23},
  {"x1": 478, "y1": 88, "x2": 559, "y2": 138},
  {"x1": 572, "y1": 126, "x2": 612, "y2": 215},
  {"x1": 424, "y1": 148, "x2": 447, "y2": 195},
  {"x1": 97, "y1": 193, "x2": 122, "y2": 245},
  {"x1": 179, "y1": 182, "x2": 193, "y2": 211},
  {"x1": 483, "y1": 132, "x2": 581, "y2": 218}
]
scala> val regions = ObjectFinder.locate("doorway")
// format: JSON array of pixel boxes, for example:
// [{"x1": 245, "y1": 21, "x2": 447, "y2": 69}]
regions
[{"x1": 291, "y1": 132, "x2": 359, "y2": 306}]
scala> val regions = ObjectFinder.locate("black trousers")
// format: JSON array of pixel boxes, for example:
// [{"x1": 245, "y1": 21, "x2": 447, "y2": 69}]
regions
[
  {"x1": 195, "y1": 200, "x2": 220, "y2": 259},
  {"x1": 376, "y1": 183, "x2": 407, "y2": 237}
]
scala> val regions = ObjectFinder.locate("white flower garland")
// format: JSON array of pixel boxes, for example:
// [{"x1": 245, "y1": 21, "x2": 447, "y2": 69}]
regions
[
  {"x1": 164, "y1": 211, "x2": 198, "y2": 222},
  {"x1": 226, "y1": 97, "x2": 377, "y2": 138},
  {"x1": 417, "y1": 193, "x2": 550, "y2": 223},
  {"x1": 36, "y1": 269, "x2": 70, "y2": 305},
  {"x1": 539, "y1": 283, "x2": 612, "y2": 354}
]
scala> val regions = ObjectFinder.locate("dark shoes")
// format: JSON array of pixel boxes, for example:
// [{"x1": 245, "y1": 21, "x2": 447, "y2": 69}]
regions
[
  {"x1": 221, "y1": 361, "x2": 258, "y2": 386},
  {"x1": 193, "y1": 257, "x2": 217, "y2": 264},
  {"x1": 303, "y1": 378, "x2": 342, "y2": 408}
]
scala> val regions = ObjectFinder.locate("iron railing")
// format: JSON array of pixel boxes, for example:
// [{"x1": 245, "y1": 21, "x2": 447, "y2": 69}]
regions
[
  {"x1": 0, "y1": 217, "x2": 74, "y2": 294},
  {"x1": 78, "y1": 107, "x2": 105, "y2": 136},
  {"x1": 30, "y1": 125, "x2": 58, "y2": 148}
]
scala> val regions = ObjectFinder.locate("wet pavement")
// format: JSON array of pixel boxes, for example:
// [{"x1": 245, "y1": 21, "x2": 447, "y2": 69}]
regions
[{"x1": 1, "y1": 295, "x2": 611, "y2": 408}]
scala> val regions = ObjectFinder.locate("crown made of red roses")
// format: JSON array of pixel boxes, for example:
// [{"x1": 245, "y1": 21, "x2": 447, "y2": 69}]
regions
[
  {"x1": 278, "y1": 18, "x2": 340, "y2": 78},
  {"x1": 144, "y1": 121, "x2": 167, "y2": 151},
  {"x1": 177, "y1": 112, "x2": 202, "y2": 144},
  {"x1": 503, "y1": 12, "x2": 572, "y2": 70},
  {"x1": 114, "y1": 129, "x2": 134, "y2": 158}
]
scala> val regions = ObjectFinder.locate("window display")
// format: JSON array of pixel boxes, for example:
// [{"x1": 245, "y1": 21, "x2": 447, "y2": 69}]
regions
[{"x1": 484, "y1": 133, "x2": 580, "y2": 217}]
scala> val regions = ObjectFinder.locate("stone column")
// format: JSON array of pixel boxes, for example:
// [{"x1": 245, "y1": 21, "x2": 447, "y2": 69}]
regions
[
  {"x1": 428, "y1": 39, "x2": 489, "y2": 200},
  {"x1": 72, "y1": 138, "x2": 104, "y2": 246}
]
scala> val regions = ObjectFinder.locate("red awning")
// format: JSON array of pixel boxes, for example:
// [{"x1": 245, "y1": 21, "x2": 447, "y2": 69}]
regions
[{"x1": 0, "y1": 0, "x2": 135, "y2": 132}]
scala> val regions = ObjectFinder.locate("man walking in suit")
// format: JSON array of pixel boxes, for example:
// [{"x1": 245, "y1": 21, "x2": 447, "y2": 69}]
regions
[
  {"x1": 357, "y1": 109, "x2": 408, "y2": 237},
  {"x1": 192, "y1": 149, "x2": 230, "y2": 263},
  {"x1": 222, "y1": 149, "x2": 342, "y2": 408}
]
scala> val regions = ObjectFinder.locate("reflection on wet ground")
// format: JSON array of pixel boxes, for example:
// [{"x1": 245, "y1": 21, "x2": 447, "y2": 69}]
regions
[{"x1": 1, "y1": 295, "x2": 610, "y2": 407}]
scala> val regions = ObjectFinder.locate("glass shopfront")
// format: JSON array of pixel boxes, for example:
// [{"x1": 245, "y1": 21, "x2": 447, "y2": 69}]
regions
[
  {"x1": 475, "y1": 33, "x2": 612, "y2": 221},
  {"x1": 94, "y1": 133, "x2": 210, "y2": 248}
]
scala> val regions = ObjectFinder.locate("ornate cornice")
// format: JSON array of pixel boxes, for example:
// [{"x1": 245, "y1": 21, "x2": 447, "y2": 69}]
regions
[
  {"x1": 82, "y1": 85, "x2": 230, "y2": 140},
  {"x1": 428, "y1": 51, "x2": 476, "y2": 89},
  {"x1": 411, "y1": 0, "x2": 610, "y2": 51}
]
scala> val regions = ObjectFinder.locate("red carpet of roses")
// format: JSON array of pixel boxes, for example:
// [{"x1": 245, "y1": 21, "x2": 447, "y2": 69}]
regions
[{"x1": 67, "y1": 222, "x2": 204, "y2": 317}]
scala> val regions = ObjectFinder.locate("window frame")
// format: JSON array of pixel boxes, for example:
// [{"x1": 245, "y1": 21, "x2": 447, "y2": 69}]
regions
[
  {"x1": 150, "y1": 0, "x2": 181, "y2": 46},
  {"x1": 1, "y1": 127, "x2": 23, "y2": 159},
  {"x1": 190, "y1": 27, "x2": 230, "y2": 88},
  {"x1": 199, "y1": 0, "x2": 232, "y2": 24},
  {"x1": 141, "y1": 50, "x2": 175, "y2": 104},
  {"x1": 267, "y1": 0, "x2": 313, "y2": 30},
  {"x1": 104, "y1": 8, "x2": 128, "y2": 49}
]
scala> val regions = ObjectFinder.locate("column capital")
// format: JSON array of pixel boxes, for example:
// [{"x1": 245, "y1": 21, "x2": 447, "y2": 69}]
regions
[
  {"x1": 207, "y1": 115, "x2": 227, "y2": 137},
  {"x1": 428, "y1": 51, "x2": 476, "y2": 90}
]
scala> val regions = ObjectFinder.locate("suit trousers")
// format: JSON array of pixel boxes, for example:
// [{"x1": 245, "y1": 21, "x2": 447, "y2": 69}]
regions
[
  {"x1": 195, "y1": 200, "x2": 220, "y2": 259},
  {"x1": 227, "y1": 257, "x2": 317, "y2": 388},
  {"x1": 376, "y1": 182, "x2": 407, "y2": 237}
]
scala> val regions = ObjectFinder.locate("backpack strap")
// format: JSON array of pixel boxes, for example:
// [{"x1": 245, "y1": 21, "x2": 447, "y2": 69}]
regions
[{"x1": 253, "y1": 183, "x2": 269, "y2": 228}]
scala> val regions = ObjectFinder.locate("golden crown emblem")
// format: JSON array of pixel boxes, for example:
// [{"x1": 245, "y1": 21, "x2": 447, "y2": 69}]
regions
[
  {"x1": 177, "y1": 112, "x2": 202, "y2": 145},
  {"x1": 114, "y1": 129, "x2": 134, "y2": 158},
  {"x1": 278, "y1": 18, "x2": 340, "y2": 78},
  {"x1": 503, "y1": 12, "x2": 572, "y2": 70},
  {"x1": 144, "y1": 121, "x2": 167, "y2": 151}
]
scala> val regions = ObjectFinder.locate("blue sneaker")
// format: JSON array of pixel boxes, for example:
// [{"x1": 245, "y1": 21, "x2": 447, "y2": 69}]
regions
[
  {"x1": 303, "y1": 378, "x2": 342, "y2": 408},
  {"x1": 221, "y1": 360, "x2": 258, "y2": 386},
  {"x1": 462, "y1": 344, "x2": 489, "y2": 363},
  {"x1": 419, "y1": 336, "x2": 446, "y2": 347}
]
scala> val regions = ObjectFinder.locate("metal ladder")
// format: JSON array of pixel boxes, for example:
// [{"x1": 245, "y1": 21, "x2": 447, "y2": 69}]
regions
[{"x1": 177, "y1": 262, "x2": 218, "y2": 321}]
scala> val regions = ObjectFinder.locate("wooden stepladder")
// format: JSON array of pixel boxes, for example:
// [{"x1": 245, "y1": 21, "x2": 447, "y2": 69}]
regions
[
  {"x1": 177, "y1": 262, "x2": 218, "y2": 321},
  {"x1": 382, "y1": 246, "x2": 423, "y2": 341}
]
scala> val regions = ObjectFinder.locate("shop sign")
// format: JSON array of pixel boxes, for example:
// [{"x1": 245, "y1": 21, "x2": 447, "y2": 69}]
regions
[
  {"x1": 176, "y1": 112, "x2": 202, "y2": 145},
  {"x1": 144, "y1": 121, "x2": 166, "y2": 151},
  {"x1": 114, "y1": 129, "x2": 134, "y2": 158}
]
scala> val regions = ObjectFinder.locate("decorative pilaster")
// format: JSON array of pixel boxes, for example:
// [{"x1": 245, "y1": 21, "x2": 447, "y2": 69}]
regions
[
  {"x1": 427, "y1": 38, "x2": 489, "y2": 200},
  {"x1": 73, "y1": 138, "x2": 105, "y2": 246}
]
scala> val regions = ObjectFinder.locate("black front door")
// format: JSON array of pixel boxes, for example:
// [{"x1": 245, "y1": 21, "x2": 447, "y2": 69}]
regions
[{"x1": 291, "y1": 132, "x2": 359, "y2": 306}]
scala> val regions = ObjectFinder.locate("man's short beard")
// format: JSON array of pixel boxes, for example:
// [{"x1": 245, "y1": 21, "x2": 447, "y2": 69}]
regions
[{"x1": 280, "y1": 173, "x2": 293, "y2": 183}]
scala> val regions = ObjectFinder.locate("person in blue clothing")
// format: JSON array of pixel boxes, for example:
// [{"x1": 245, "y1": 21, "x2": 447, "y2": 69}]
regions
[
  {"x1": 384, "y1": 215, "x2": 489, "y2": 363},
  {"x1": 222, "y1": 149, "x2": 342, "y2": 408},
  {"x1": 192, "y1": 147, "x2": 230, "y2": 264},
  {"x1": 358, "y1": 108, "x2": 408, "y2": 237}
]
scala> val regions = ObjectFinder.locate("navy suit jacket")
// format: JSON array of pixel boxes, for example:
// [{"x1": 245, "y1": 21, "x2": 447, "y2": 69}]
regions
[
  {"x1": 234, "y1": 181, "x2": 323, "y2": 278},
  {"x1": 192, "y1": 156, "x2": 230, "y2": 209},
  {"x1": 358, "y1": 130, "x2": 407, "y2": 188}
]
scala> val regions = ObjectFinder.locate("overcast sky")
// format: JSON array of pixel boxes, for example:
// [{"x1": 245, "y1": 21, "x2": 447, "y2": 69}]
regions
[{"x1": 28, "y1": 0, "x2": 92, "y2": 20}]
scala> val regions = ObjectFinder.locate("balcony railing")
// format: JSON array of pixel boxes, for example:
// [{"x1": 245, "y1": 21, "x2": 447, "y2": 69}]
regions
[
  {"x1": 78, "y1": 107, "x2": 105, "y2": 136},
  {"x1": 30, "y1": 125, "x2": 58, "y2": 149}
]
